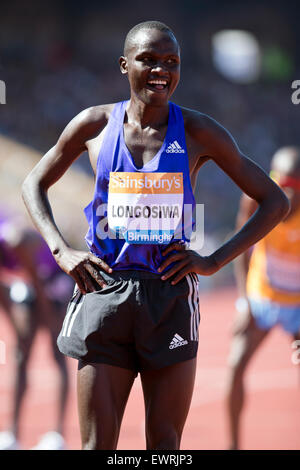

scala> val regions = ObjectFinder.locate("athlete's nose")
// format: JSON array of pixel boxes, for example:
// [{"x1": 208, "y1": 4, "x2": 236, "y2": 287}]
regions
[{"x1": 151, "y1": 62, "x2": 168, "y2": 73}]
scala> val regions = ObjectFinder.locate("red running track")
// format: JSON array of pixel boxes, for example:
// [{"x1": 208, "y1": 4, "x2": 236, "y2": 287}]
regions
[{"x1": 0, "y1": 287, "x2": 299, "y2": 450}]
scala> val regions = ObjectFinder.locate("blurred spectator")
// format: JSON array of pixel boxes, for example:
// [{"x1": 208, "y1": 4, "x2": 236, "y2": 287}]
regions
[
  {"x1": 0, "y1": 210, "x2": 73, "y2": 449},
  {"x1": 226, "y1": 146, "x2": 300, "y2": 450}
]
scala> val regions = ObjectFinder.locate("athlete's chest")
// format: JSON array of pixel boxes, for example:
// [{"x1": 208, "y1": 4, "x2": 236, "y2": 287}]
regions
[
  {"x1": 87, "y1": 118, "x2": 201, "y2": 184},
  {"x1": 123, "y1": 124, "x2": 167, "y2": 169}
]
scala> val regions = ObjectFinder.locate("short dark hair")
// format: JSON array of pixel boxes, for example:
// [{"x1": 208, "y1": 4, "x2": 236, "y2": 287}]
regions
[{"x1": 123, "y1": 21, "x2": 177, "y2": 56}]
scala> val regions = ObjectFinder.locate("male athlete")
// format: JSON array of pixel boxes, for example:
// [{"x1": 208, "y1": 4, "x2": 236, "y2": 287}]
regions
[
  {"x1": 22, "y1": 21, "x2": 289, "y2": 450},
  {"x1": 0, "y1": 212, "x2": 72, "y2": 449},
  {"x1": 227, "y1": 146, "x2": 300, "y2": 450}
]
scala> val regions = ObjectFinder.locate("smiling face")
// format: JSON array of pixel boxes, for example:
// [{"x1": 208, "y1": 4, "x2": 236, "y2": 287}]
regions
[{"x1": 119, "y1": 28, "x2": 180, "y2": 107}]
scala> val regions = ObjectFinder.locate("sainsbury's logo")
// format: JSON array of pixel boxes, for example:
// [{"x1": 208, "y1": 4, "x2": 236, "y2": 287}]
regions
[{"x1": 109, "y1": 172, "x2": 183, "y2": 194}]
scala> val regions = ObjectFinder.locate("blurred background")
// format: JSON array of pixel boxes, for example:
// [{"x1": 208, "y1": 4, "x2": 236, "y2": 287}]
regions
[{"x1": 0, "y1": 0, "x2": 299, "y2": 450}]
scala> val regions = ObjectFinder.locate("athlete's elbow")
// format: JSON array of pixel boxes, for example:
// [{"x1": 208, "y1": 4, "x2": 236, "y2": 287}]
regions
[
  {"x1": 271, "y1": 188, "x2": 290, "y2": 222},
  {"x1": 279, "y1": 190, "x2": 290, "y2": 218}
]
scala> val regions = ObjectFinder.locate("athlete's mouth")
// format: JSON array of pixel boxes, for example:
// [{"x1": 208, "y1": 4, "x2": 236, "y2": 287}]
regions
[{"x1": 146, "y1": 79, "x2": 169, "y2": 92}]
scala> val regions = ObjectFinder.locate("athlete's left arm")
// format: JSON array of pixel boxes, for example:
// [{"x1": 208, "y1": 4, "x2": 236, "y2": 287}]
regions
[{"x1": 158, "y1": 112, "x2": 290, "y2": 284}]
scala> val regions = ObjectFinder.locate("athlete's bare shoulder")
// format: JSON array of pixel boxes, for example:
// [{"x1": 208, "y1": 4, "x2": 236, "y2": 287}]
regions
[
  {"x1": 82, "y1": 103, "x2": 116, "y2": 123},
  {"x1": 180, "y1": 106, "x2": 229, "y2": 143},
  {"x1": 64, "y1": 103, "x2": 116, "y2": 145},
  {"x1": 180, "y1": 105, "x2": 241, "y2": 164},
  {"x1": 180, "y1": 106, "x2": 212, "y2": 126}
]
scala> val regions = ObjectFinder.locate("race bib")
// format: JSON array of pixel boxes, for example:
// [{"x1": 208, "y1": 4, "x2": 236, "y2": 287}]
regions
[{"x1": 107, "y1": 172, "x2": 183, "y2": 244}]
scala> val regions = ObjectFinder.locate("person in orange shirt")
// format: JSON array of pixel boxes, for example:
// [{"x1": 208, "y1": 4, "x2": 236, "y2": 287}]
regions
[{"x1": 227, "y1": 146, "x2": 300, "y2": 450}]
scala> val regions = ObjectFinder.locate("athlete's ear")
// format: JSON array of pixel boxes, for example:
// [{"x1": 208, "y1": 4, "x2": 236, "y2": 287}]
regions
[{"x1": 119, "y1": 56, "x2": 128, "y2": 75}]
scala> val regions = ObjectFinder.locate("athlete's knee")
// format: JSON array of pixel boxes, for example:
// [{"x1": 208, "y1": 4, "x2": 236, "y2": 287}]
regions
[
  {"x1": 80, "y1": 415, "x2": 119, "y2": 450},
  {"x1": 82, "y1": 440, "x2": 98, "y2": 450},
  {"x1": 81, "y1": 434, "x2": 118, "y2": 450},
  {"x1": 227, "y1": 334, "x2": 251, "y2": 374},
  {"x1": 81, "y1": 440, "x2": 97, "y2": 451},
  {"x1": 15, "y1": 342, "x2": 31, "y2": 368},
  {"x1": 146, "y1": 426, "x2": 181, "y2": 450}
]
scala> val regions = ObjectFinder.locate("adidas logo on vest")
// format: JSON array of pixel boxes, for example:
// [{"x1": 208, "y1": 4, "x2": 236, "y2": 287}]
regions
[
  {"x1": 169, "y1": 333, "x2": 188, "y2": 349},
  {"x1": 166, "y1": 140, "x2": 185, "y2": 153}
]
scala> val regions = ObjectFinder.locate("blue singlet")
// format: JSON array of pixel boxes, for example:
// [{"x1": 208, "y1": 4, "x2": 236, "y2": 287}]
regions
[{"x1": 84, "y1": 100, "x2": 195, "y2": 273}]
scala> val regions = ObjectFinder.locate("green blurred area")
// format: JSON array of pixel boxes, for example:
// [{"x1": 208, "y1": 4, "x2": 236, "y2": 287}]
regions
[{"x1": 262, "y1": 46, "x2": 294, "y2": 81}]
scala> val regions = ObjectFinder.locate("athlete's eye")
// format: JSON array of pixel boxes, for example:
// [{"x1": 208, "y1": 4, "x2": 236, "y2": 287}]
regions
[
  {"x1": 141, "y1": 57, "x2": 153, "y2": 63},
  {"x1": 166, "y1": 58, "x2": 178, "y2": 65}
]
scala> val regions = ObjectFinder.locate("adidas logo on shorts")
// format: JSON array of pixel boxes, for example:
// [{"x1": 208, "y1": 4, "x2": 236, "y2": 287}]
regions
[
  {"x1": 169, "y1": 333, "x2": 188, "y2": 349},
  {"x1": 166, "y1": 140, "x2": 185, "y2": 153}
]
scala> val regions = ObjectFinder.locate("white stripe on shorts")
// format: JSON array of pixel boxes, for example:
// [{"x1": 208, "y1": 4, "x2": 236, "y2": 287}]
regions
[
  {"x1": 186, "y1": 273, "x2": 200, "y2": 341},
  {"x1": 61, "y1": 289, "x2": 82, "y2": 337},
  {"x1": 66, "y1": 297, "x2": 83, "y2": 337},
  {"x1": 191, "y1": 273, "x2": 200, "y2": 340}
]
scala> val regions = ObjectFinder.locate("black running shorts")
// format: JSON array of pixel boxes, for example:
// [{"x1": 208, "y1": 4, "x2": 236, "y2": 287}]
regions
[{"x1": 57, "y1": 270, "x2": 200, "y2": 372}]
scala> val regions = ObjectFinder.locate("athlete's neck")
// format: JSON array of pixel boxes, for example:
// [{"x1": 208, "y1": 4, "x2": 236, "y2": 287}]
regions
[{"x1": 125, "y1": 98, "x2": 169, "y2": 129}]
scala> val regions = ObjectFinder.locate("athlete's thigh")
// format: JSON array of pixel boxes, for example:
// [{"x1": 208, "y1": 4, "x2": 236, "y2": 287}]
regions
[
  {"x1": 11, "y1": 301, "x2": 38, "y2": 340},
  {"x1": 77, "y1": 361, "x2": 136, "y2": 449},
  {"x1": 140, "y1": 358, "x2": 197, "y2": 435},
  {"x1": 228, "y1": 310, "x2": 270, "y2": 369},
  {"x1": 47, "y1": 301, "x2": 66, "y2": 340}
]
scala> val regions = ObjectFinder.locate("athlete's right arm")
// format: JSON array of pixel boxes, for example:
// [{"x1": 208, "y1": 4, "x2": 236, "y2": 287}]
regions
[{"x1": 22, "y1": 107, "x2": 112, "y2": 294}]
